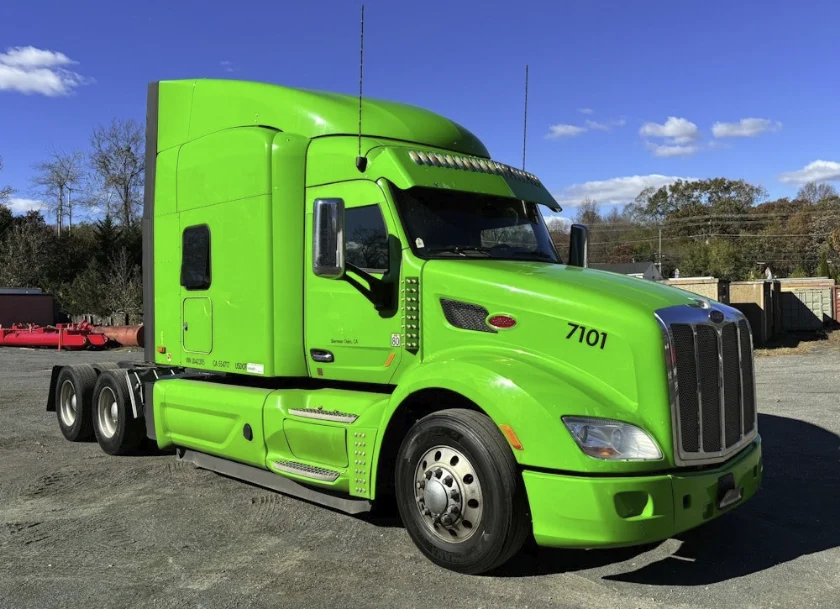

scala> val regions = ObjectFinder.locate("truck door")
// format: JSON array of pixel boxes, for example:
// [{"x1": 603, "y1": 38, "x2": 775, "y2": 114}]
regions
[
  {"x1": 304, "y1": 181, "x2": 402, "y2": 384},
  {"x1": 180, "y1": 221, "x2": 213, "y2": 356}
]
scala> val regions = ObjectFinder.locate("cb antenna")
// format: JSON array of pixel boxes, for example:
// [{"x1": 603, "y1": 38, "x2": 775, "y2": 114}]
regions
[
  {"x1": 355, "y1": 4, "x2": 367, "y2": 172},
  {"x1": 522, "y1": 64, "x2": 529, "y2": 171}
]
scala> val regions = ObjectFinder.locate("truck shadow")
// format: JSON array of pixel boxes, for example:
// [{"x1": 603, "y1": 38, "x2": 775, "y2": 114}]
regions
[{"x1": 497, "y1": 413, "x2": 840, "y2": 583}]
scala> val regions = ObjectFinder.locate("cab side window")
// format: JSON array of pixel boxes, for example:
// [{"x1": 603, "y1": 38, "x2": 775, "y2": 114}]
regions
[
  {"x1": 181, "y1": 224, "x2": 211, "y2": 290},
  {"x1": 346, "y1": 205, "x2": 389, "y2": 273}
]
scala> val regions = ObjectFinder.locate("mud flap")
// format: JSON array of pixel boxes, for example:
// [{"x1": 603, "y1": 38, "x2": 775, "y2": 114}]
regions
[{"x1": 46, "y1": 365, "x2": 62, "y2": 411}]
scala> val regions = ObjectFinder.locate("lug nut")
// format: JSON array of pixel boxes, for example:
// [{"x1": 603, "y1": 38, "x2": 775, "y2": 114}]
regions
[
  {"x1": 425, "y1": 470, "x2": 433, "y2": 480},
  {"x1": 449, "y1": 505, "x2": 460, "y2": 516},
  {"x1": 450, "y1": 491, "x2": 460, "y2": 502},
  {"x1": 434, "y1": 470, "x2": 443, "y2": 479},
  {"x1": 417, "y1": 480, "x2": 425, "y2": 489},
  {"x1": 443, "y1": 475, "x2": 453, "y2": 487}
]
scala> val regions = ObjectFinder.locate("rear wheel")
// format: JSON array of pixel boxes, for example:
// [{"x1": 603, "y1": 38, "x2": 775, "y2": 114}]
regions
[
  {"x1": 91, "y1": 371, "x2": 145, "y2": 455},
  {"x1": 55, "y1": 365, "x2": 97, "y2": 442},
  {"x1": 395, "y1": 409, "x2": 530, "y2": 574}
]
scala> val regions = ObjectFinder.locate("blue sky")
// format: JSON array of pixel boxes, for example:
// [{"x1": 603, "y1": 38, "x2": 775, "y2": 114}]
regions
[{"x1": 1, "y1": 0, "x2": 839, "y2": 220}]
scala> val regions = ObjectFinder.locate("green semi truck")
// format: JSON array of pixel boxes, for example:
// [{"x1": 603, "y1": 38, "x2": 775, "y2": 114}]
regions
[{"x1": 46, "y1": 78, "x2": 762, "y2": 574}]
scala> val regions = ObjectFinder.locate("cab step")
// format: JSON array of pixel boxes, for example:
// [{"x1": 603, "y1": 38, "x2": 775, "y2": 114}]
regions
[
  {"x1": 273, "y1": 460, "x2": 341, "y2": 482},
  {"x1": 176, "y1": 449, "x2": 371, "y2": 514}
]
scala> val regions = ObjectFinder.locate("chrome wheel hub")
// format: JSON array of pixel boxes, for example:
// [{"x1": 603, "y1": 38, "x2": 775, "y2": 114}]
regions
[
  {"x1": 414, "y1": 445, "x2": 482, "y2": 543},
  {"x1": 59, "y1": 380, "x2": 77, "y2": 427},
  {"x1": 97, "y1": 387, "x2": 118, "y2": 439}
]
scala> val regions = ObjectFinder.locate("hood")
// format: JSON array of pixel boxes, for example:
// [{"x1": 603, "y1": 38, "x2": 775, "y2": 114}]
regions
[{"x1": 420, "y1": 259, "x2": 705, "y2": 424}]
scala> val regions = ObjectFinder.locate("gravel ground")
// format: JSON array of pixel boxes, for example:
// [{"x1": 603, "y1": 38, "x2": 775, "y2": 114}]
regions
[{"x1": 1, "y1": 344, "x2": 838, "y2": 609}]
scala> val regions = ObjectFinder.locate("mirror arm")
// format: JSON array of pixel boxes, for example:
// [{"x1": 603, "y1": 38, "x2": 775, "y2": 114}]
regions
[{"x1": 344, "y1": 262, "x2": 396, "y2": 312}]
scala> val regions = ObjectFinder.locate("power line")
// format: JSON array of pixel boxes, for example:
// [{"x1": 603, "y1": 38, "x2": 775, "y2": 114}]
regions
[{"x1": 588, "y1": 233, "x2": 830, "y2": 246}]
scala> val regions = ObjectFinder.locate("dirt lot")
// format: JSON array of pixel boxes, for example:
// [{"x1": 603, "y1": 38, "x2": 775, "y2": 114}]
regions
[{"x1": 1, "y1": 345, "x2": 839, "y2": 609}]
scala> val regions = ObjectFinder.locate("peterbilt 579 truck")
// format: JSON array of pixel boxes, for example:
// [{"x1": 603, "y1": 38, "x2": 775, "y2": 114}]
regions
[{"x1": 46, "y1": 78, "x2": 762, "y2": 574}]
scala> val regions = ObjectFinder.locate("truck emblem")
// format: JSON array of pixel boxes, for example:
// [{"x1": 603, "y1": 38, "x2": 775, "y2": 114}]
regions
[{"x1": 709, "y1": 310, "x2": 724, "y2": 324}]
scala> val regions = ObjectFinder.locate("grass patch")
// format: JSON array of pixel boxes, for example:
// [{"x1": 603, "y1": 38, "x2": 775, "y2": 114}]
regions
[{"x1": 755, "y1": 327, "x2": 839, "y2": 356}]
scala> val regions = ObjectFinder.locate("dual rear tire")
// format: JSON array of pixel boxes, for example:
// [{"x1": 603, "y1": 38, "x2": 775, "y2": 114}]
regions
[{"x1": 54, "y1": 367, "x2": 144, "y2": 455}]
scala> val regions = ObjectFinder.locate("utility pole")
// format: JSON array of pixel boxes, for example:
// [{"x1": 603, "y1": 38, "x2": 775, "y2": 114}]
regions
[
  {"x1": 657, "y1": 226, "x2": 662, "y2": 272},
  {"x1": 56, "y1": 185, "x2": 63, "y2": 235},
  {"x1": 67, "y1": 187, "x2": 73, "y2": 232}
]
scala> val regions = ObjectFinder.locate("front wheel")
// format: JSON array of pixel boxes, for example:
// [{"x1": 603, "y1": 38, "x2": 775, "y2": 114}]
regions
[{"x1": 395, "y1": 409, "x2": 530, "y2": 574}]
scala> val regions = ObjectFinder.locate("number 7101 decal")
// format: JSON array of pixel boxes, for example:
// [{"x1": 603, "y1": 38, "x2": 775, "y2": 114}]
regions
[{"x1": 566, "y1": 323, "x2": 608, "y2": 350}]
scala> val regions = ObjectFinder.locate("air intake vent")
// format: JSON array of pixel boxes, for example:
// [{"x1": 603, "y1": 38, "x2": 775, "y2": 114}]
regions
[{"x1": 440, "y1": 299, "x2": 496, "y2": 333}]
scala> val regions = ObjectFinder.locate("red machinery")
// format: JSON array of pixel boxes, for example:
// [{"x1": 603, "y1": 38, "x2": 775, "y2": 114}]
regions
[{"x1": 0, "y1": 322, "x2": 110, "y2": 350}]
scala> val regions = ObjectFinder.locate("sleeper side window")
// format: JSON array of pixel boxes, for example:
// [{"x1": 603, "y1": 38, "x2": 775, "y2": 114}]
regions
[
  {"x1": 181, "y1": 225, "x2": 211, "y2": 290},
  {"x1": 345, "y1": 204, "x2": 389, "y2": 273}
]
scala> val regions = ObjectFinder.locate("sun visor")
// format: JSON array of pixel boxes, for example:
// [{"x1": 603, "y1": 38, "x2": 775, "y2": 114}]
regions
[{"x1": 373, "y1": 147, "x2": 561, "y2": 211}]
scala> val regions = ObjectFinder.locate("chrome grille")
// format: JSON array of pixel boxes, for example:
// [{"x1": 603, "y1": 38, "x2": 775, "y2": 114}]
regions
[{"x1": 656, "y1": 304, "x2": 758, "y2": 465}]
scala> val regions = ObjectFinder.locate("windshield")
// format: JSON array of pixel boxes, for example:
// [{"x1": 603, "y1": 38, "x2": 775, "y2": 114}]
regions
[{"x1": 391, "y1": 186, "x2": 561, "y2": 263}]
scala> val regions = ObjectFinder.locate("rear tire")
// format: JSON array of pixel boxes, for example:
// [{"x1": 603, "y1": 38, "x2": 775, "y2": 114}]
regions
[
  {"x1": 395, "y1": 408, "x2": 530, "y2": 574},
  {"x1": 91, "y1": 371, "x2": 145, "y2": 455},
  {"x1": 55, "y1": 365, "x2": 98, "y2": 442}
]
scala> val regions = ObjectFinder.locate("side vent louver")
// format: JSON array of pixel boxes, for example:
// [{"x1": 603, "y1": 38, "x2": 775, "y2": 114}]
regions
[{"x1": 440, "y1": 299, "x2": 496, "y2": 333}]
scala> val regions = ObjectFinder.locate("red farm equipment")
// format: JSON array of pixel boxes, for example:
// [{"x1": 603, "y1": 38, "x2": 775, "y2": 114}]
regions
[{"x1": 0, "y1": 322, "x2": 110, "y2": 350}]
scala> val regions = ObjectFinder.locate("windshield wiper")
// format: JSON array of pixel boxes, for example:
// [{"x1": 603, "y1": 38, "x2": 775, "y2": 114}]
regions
[{"x1": 424, "y1": 246, "x2": 493, "y2": 258}]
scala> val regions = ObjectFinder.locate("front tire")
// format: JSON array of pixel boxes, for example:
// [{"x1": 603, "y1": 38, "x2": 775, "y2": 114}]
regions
[
  {"x1": 91, "y1": 371, "x2": 145, "y2": 455},
  {"x1": 395, "y1": 409, "x2": 530, "y2": 574},
  {"x1": 55, "y1": 365, "x2": 97, "y2": 442}
]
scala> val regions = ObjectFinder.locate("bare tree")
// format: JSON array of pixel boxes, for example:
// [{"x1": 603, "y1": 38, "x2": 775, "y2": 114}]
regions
[
  {"x1": 102, "y1": 248, "x2": 143, "y2": 324},
  {"x1": 89, "y1": 118, "x2": 145, "y2": 227},
  {"x1": 797, "y1": 181, "x2": 838, "y2": 204},
  {"x1": 0, "y1": 222, "x2": 51, "y2": 287},
  {"x1": 574, "y1": 198, "x2": 601, "y2": 225},
  {"x1": 0, "y1": 156, "x2": 14, "y2": 205},
  {"x1": 31, "y1": 148, "x2": 85, "y2": 233}
]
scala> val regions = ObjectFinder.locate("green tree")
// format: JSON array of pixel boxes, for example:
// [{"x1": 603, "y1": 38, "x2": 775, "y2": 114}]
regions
[{"x1": 817, "y1": 252, "x2": 830, "y2": 277}]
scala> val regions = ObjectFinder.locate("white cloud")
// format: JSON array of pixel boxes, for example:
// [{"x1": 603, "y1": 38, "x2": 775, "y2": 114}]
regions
[
  {"x1": 639, "y1": 116, "x2": 700, "y2": 157},
  {"x1": 577, "y1": 108, "x2": 594, "y2": 115},
  {"x1": 542, "y1": 214, "x2": 573, "y2": 228},
  {"x1": 6, "y1": 197, "x2": 45, "y2": 213},
  {"x1": 646, "y1": 142, "x2": 699, "y2": 157},
  {"x1": 547, "y1": 117, "x2": 625, "y2": 139},
  {"x1": 584, "y1": 118, "x2": 625, "y2": 132},
  {"x1": 712, "y1": 118, "x2": 782, "y2": 138},
  {"x1": 639, "y1": 117, "x2": 699, "y2": 141},
  {"x1": 778, "y1": 160, "x2": 840, "y2": 185},
  {"x1": 220, "y1": 60, "x2": 235, "y2": 73},
  {"x1": 546, "y1": 124, "x2": 587, "y2": 138},
  {"x1": 0, "y1": 46, "x2": 92, "y2": 96},
  {"x1": 556, "y1": 174, "x2": 696, "y2": 206}
]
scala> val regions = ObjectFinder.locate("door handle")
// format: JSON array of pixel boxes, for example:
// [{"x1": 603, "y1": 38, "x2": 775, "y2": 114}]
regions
[{"x1": 310, "y1": 349, "x2": 334, "y2": 363}]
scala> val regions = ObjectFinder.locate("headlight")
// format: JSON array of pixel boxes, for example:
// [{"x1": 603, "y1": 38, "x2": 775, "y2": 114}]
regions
[{"x1": 562, "y1": 416, "x2": 662, "y2": 461}]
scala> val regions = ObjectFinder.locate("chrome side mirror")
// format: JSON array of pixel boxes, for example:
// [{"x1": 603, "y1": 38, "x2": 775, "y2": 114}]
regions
[
  {"x1": 313, "y1": 198, "x2": 345, "y2": 278},
  {"x1": 568, "y1": 223, "x2": 589, "y2": 268}
]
